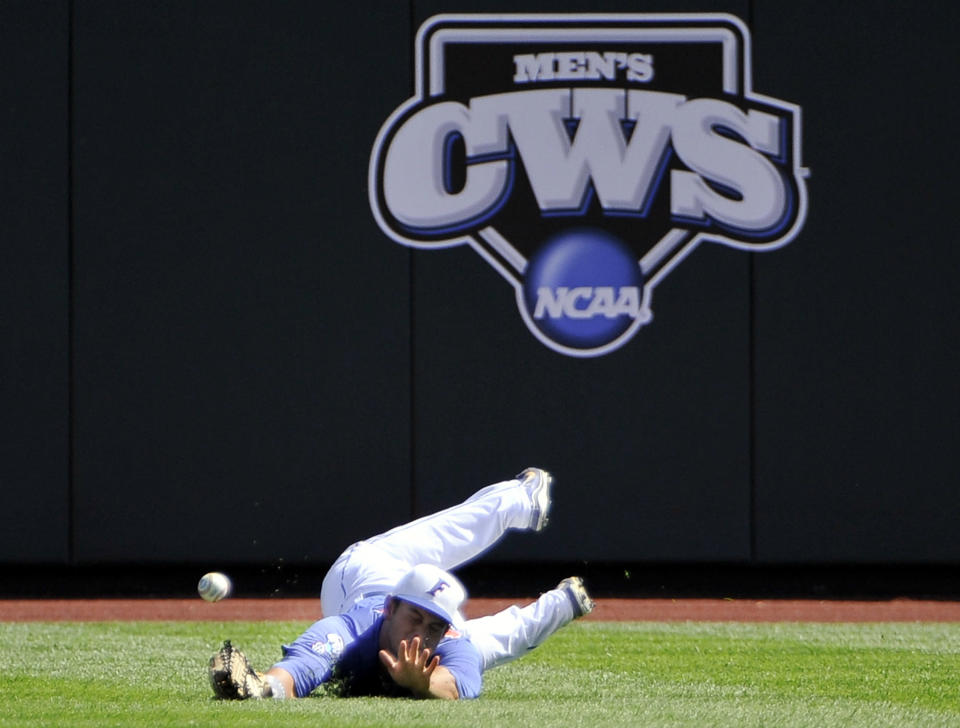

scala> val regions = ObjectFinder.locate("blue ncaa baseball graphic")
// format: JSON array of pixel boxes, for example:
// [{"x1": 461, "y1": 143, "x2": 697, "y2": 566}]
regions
[
  {"x1": 522, "y1": 229, "x2": 643, "y2": 352},
  {"x1": 368, "y1": 14, "x2": 809, "y2": 358}
]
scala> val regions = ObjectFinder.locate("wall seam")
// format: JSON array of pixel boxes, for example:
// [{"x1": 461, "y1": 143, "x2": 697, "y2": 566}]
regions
[
  {"x1": 747, "y1": 0, "x2": 758, "y2": 565},
  {"x1": 66, "y1": 0, "x2": 77, "y2": 565},
  {"x1": 407, "y1": 0, "x2": 418, "y2": 521}
]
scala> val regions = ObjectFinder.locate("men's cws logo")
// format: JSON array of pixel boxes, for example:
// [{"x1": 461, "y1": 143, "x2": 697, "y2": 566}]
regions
[{"x1": 369, "y1": 14, "x2": 809, "y2": 357}]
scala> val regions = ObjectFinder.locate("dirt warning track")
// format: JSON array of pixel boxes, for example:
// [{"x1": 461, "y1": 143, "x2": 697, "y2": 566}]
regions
[{"x1": 1, "y1": 598, "x2": 959, "y2": 622}]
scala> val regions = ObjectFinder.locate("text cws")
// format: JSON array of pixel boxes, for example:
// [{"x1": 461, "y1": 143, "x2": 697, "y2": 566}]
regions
[{"x1": 381, "y1": 55, "x2": 791, "y2": 238}]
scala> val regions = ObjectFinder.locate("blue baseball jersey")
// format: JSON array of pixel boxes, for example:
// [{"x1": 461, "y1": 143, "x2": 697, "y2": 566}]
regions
[{"x1": 272, "y1": 596, "x2": 483, "y2": 699}]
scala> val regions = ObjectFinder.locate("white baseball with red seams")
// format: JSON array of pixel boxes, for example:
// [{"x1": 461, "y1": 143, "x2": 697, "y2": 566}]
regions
[{"x1": 198, "y1": 572, "x2": 233, "y2": 602}]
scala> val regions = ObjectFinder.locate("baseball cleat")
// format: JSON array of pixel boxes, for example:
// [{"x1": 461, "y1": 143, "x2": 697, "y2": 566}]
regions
[
  {"x1": 209, "y1": 640, "x2": 271, "y2": 699},
  {"x1": 517, "y1": 467, "x2": 553, "y2": 531},
  {"x1": 559, "y1": 576, "x2": 595, "y2": 618}
]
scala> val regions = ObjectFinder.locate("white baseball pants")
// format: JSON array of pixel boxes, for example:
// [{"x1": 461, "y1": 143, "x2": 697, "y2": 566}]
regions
[{"x1": 320, "y1": 475, "x2": 577, "y2": 670}]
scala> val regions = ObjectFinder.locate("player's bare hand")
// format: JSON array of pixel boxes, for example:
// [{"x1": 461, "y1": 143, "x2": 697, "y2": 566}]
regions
[{"x1": 379, "y1": 636, "x2": 440, "y2": 697}]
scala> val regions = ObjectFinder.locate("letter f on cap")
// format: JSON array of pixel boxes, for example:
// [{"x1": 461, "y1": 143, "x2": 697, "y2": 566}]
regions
[{"x1": 427, "y1": 580, "x2": 449, "y2": 596}]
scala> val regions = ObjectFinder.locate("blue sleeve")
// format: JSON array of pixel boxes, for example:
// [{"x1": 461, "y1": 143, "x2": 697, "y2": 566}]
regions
[
  {"x1": 436, "y1": 637, "x2": 484, "y2": 699},
  {"x1": 271, "y1": 615, "x2": 354, "y2": 698}
]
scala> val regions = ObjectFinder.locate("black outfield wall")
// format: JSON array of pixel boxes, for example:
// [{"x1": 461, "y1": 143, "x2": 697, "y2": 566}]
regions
[{"x1": 2, "y1": 0, "x2": 958, "y2": 576}]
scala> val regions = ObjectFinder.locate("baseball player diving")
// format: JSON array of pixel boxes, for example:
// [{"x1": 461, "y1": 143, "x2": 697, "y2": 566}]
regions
[{"x1": 209, "y1": 467, "x2": 595, "y2": 700}]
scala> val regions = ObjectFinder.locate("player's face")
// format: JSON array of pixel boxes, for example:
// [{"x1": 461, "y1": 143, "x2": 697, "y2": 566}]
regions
[{"x1": 381, "y1": 598, "x2": 449, "y2": 653}]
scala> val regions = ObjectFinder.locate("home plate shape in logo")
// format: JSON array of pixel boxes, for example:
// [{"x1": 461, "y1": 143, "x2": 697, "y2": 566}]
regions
[{"x1": 369, "y1": 13, "x2": 809, "y2": 357}]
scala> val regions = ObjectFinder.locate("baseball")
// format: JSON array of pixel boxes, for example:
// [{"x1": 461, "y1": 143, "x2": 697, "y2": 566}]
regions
[{"x1": 198, "y1": 572, "x2": 232, "y2": 602}]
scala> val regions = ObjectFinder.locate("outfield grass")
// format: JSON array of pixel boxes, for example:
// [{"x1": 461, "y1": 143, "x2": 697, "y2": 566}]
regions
[{"x1": 2, "y1": 620, "x2": 959, "y2": 727}]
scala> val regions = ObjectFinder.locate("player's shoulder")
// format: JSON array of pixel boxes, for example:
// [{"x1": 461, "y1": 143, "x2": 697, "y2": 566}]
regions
[{"x1": 437, "y1": 627, "x2": 481, "y2": 656}]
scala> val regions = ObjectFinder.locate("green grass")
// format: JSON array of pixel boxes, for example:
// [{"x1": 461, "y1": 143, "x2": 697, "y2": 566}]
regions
[{"x1": 2, "y1": 620, "x2": 959, "y2": 727}]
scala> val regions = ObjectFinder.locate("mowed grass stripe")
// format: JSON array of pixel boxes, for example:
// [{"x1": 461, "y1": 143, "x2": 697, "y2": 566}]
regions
[{"x1": 1, "y1": 621, "x2": 958, "y2": 728}]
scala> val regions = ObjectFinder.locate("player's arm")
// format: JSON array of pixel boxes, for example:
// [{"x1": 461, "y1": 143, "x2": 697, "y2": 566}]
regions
[
  {"x1": 424, "y1": 664, "x2": 460, "y2": 700},
  {"x1": 379, "y1": 637, "x2": 460, "y2": 700}
]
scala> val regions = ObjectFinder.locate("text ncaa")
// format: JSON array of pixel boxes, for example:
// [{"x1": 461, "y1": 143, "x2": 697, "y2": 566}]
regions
[{"x1": 369, "y1": 14, "x2": 809, "y2": 357}]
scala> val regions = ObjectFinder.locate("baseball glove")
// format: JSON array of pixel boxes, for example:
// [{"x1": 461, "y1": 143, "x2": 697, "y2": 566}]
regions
[{"x1": 208, "y1": 640, "x2": 270, "y2": 699}]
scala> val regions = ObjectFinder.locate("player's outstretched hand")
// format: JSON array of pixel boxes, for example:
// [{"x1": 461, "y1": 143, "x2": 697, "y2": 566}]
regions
[{"x1": 379, "y1": 636, "x2": 440, "y2": 697}]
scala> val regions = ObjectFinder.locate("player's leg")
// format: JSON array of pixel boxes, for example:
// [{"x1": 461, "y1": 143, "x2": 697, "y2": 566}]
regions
[
  {"x1": 320, "y1": 468, "x2": 552, "y2": 617},
  {"x1": 365, "y1": 467, "x2": 551, "y2": 572},
  {"x1": 463, "y1": 577, "x2": 595, "y2": 671}
]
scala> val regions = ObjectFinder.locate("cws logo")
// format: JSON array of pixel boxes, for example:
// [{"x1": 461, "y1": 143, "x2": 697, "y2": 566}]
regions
[{"x1": 369, "y1": 14, "x2": 809, "y2": 357}]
